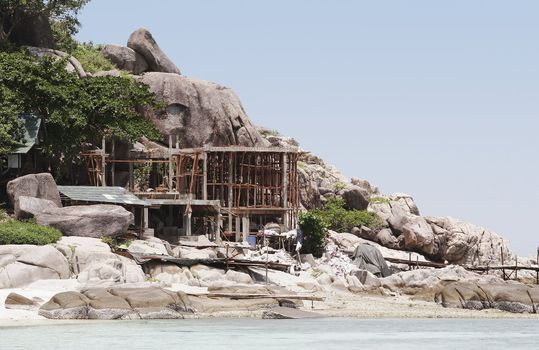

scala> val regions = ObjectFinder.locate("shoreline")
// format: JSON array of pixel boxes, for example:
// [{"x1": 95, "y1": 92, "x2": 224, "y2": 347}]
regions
[{"x1": 2, "y1": 291, "x2": 539, "y2": 327}]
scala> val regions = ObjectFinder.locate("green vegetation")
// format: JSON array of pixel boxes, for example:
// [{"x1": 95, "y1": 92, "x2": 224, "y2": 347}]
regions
[
  {"x1": 312, "y1": 197, "x2": 384, "y2": 233},
  {"x1": 297, "y1": 161, "x2": 307, "y2": 169},
  {"x1": 334, "y1": 182, "x2": 346, "y2": 191},
  {"x1": 299, "y1": 211, "x2": 328, "y2": 258},
  {"x1": 0, "y1": 209, "x2": 10, "y2": 223},
  {"x1": 0, "y1": 49, "x2": 161, "y2": 177},
  {"x1": 370, "y1": 196, "x2": 390, "y2": 205},
  {"x1": 0, "y1": 220, "x2": 62, "y2": 245},
  {"x1": 101, "y1": 236, "x2": 132, "y2": 251},
  {"x1": 72, "y1": 42, "x2": 115, "y2": 73},
  {"x1": 0, "y1": 0, "x2": 89, "y2": 48},
  {"x1": 260, "y1": 129, "x2": 280, "y2": 137}
]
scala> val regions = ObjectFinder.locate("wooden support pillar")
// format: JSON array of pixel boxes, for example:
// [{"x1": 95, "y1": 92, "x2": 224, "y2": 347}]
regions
[
  {"x1": 242, "y1": 216, "x2": 250, "y2": 243},
  {"x1": 128, "y1": 162, "x2": 134, "y2": 191},
  {"x1": 168, "y1": 135, "x2": 173, "y2": 192},
  {"x1": 101, "y1": 137, "x2": 106, "y2": 186},
  {"x1": 111, "y1": 138, "x2": 115, "y2": 186},
  {"x1": 215, "y1": 213, "x2": 222, "y2": 244},
  {"x1": 235, "y1": 216, "x2": 241, "y2": 242},
  {"x1": 202, "y1": 152, "x2": 208, "y2": 200},
  {"x1": 143, "y1": 207, "x2": 149, "y2": 229},
  {"x1": 184, "y1": 212, "x2": 192, "y2": 236},
  {"x1": 228, "y1": 153, "x2": 233, "y2": 235},
  {"x1": 282, "y1": 153, "x2": 289, "y2": 228}
]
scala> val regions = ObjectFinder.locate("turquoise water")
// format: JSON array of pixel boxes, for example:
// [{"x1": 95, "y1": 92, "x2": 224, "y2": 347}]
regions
[{"x1": 1, "y1": 318, "x2": 538, "y2": 349}]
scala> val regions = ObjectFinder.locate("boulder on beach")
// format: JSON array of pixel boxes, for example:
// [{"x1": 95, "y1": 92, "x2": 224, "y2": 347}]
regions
[
  {"x1": 4, "y1": 292, "x2": 39, "y2": 310},
  {"x1": 436, "y1": 281, "x2": 539, "y2": 314},
  {"x1": 35, "y1": 204, "x2": 133, "y2": 238},
  {"x1": 38, "y1": 287, "x2": 195, "y2": 320},
  {"x1": 0, "y1": 245, "x2": 70, "y2": 288},
  {"x1": 7, "y1": 173, "x2": 62, "y2": 219}
]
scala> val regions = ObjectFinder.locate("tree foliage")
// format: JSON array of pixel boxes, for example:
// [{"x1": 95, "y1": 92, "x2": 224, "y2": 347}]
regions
[
  {"x1": 0, "y1": 0, "x2": 89, "y2": 47},
  {"x1": 312, "y1": 197, "x2": 384, "y2": 233},
  {"x1": 0, "y1": 49, "x2": 160, "y2": 176},
  {"x1": 299, "y1": 211, "x2": 328, "y2": 258}
]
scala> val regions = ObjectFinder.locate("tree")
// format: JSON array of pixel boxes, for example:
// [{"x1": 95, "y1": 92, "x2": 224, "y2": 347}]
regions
[
  {"x1": 0, "y1": 0, "x2": 89, "y2": 48},
  {"x1": 0, "y1": 49, "x2": 160, "y2": 177},
  {"x1": 299, "y1": 211, "x2": 328, "y2": 258}
]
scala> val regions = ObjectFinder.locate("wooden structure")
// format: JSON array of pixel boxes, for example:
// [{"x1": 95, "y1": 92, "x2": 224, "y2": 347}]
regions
[{"x1": 82, "y1": 140, "x2": 300, "y2": 244}]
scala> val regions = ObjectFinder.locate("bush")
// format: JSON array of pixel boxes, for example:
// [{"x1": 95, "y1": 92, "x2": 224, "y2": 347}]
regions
[
  {"x1": 0, "y1": 220, "x2": 62, "y2": 245},
  {"x1": 72, "y1": 43, "x2": 116, "y2": 73},
  {"x1": 313, "y1": 197, "x2": 383, "y2": 233},
  {"x1": 299, "y1": 211, "x2": 328, "y2": 258}
]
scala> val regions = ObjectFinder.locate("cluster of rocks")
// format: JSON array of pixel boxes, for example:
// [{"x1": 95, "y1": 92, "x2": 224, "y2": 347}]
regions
[
  {"x1": 366, "y1": 194, "x2": 511, "y2": 265},
  {"x1": 39, "y1": 287, "x2": 194, "y2": 320},
  {"x1": 436, "y1": 282, "x2": 539, "y2": 314},
  {"x1": 27, "y1": 27, "x2": 267, "y2": 149},
  {"x1": 6, "y1": 173, "x2": 134, "y2": 238},
  {"x1": 0, "y1": 236, "x2": 146, "y2": 289}
]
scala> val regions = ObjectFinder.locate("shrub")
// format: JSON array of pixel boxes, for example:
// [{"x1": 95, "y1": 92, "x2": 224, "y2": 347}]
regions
[
  {"x1": 72, "y1": 43, "x2": 116, "y2": 73},
  {"x1": 299, "y1": 211, "x2": 328, "y2": 258},
  {"x1": 334, "y1": 182, "x2": 346, "y2": 191},
  {"x1": 370, "y1": 196, "x2": 390, "y2": 205},
  {"x1": 313, "y1": 197, "x2": 383, "y2": 233},
  {"x1": 0, "y1": 220, "x2": 62, "y2": 245}
]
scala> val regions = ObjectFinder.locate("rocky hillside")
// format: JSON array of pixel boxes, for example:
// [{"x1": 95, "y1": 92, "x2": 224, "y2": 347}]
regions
[{"x1": 26, "y1": 27, "x2": 521, "y2": 268}]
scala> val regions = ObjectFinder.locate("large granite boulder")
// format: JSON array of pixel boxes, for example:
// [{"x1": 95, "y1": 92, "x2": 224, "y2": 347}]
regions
[
  {"x1": 0, "y1": 245, "x2": 70, "y2": 288},
  {"x1": 337, "y1": 184, "x2": 370, "y2": 210},
  {"x1": 7, "y1": 173, "x2": 62, "y2": 219},
  {"x1": 127, "y1": 28, "x2": 180, "y2": 74},
  {"x1": 54, "y1": 236, "x2": 145, "y2": 284},
  {"x1": 436, "y1": 281, "x2": 539, "y2": 314},
  {"x1": 426, "y1": 216, "x2": 511, "y2": 265},
  {"x1": 17, "y1": 196, "x2": 58, "y2": 219},
  {"x1": 138, "y1": 72, "x2": 268, "y2": 147},
  {"x1": 389, "y1": 215, "x2": 441, "y2": 257},
  {"x1": 101, "y1": 44, "x2": 148, "y2": 74},
  {"x1": 35, "y1": 204, "x2": 133, "y2": 238},
  {"x1": 4, "y1": 292, "x2": 39, "y2": 310},
  {"x1": 25, "y1": 47, "x2": 87, "y2": 78},
  {"x1": 39, "y1": 287, "x2": 195, "y2": 319}
]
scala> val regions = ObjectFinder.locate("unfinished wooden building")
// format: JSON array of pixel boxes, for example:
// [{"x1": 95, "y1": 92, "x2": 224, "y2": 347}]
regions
[{"x1": 83, "y1": 143, "x2": 300, "y2": 244}]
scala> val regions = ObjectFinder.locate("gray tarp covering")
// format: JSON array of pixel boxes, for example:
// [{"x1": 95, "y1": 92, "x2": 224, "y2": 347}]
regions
[{"x1": 352, "y1": 243, "x2": 391, "y2": 277}]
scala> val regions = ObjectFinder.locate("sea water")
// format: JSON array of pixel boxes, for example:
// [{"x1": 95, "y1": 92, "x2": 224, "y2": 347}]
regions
[{"x1": 1, "y1": 318, "x2": 538, "y2": 349}]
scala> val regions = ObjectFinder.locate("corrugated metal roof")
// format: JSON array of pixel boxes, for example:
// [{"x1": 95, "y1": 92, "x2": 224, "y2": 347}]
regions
[
  {"x1": 12, "y1": 114, "x2": 41, "y2": 154},
  {"x1": 57, "y1": 186, "x2": 148, "y2": 206}
]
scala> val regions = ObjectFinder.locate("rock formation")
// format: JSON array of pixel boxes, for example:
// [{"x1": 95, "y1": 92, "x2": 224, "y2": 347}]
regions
[
  {"x1": 101, "y1": 44, "x2": 148, "y2": 74},
  {"x1": 436, "y1": 281, "x2": 539, "y2": 314},
  {"x1": 7, "y1": 173, "x2": 62, "y2": 219},
  {"x1": 127, "y1": 28, "x2": 180, "y2": 74},
  {"x1": 138, "y1": 73, "x2": 268, "y2": 147},
  {"x1": 36, "y1": 205, "x2": 133, "y2": 238}
]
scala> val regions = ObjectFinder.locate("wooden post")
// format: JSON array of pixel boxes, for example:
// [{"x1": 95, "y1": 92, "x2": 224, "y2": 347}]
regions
[
  {"x1": 168, "y1": 135, "x2": 173, "y2": 192},
  {"x1": 515, "y1": 256, "x2": 518, "y2": 280},
  {"x1": 242, "y1": 216, "x2": 249, "y2": 243},
  {"x1": 501, "y1": 247, "x2": 506, "y2": 280},
  {"x1": 536, "y1": 247, "x2": 539, "y2": 285},
  {"x1": 235, "y1": 216, "x2": 241, "y2": 242},
  {"x1": 129, "y1": 162, "x2": 134, "y2": 191},
  {"x1": 111, "y1": 138, "x2": 115, "y2": 186},
  {"x1": 228, "y1": 153, "x2": 233, "y2": 235},
  {"x1": 101, "y1": 137, "x2": 106, "y2": 186},
  {"x1": 282, "y1": 153, "x2": 289, "y2": 229},
  {"x1": 202, "y1": 152, "x2": 208, "y2": 200},
  {"x1": 215, "y1": 213, "x2": 222, "y2": 244}
]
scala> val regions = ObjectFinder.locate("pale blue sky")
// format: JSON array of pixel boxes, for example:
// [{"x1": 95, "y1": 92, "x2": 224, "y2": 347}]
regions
[{"x1": 76, "y1": 0, "x2": 539, "y2": 256}]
